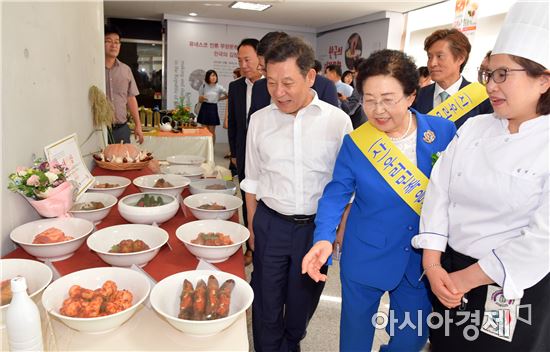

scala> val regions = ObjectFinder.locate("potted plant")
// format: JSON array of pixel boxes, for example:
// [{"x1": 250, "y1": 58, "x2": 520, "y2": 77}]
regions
[{"x1": 171, "y1": 97, "x2": 196, "y2": 130}]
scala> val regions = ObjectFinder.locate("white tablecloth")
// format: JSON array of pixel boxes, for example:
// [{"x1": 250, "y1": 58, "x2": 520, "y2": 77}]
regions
[
  {"x1": 2, "y1": 296, "x2": 248, "y2": 351},
  {"x1": 132, "y1": 131, "x2": 214, "y2": 163}
]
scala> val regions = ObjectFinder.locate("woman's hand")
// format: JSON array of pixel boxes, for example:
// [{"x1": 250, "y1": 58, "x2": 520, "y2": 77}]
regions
[
  {"x1": 199, "y1": 95, "x2": 206, "y2": 103},
  {"x1": 426, "y1": 266, "x2": 463, "y2": 308},
  {"x1": 302, "y1": 241, "x2": 332, "y2": 282}
]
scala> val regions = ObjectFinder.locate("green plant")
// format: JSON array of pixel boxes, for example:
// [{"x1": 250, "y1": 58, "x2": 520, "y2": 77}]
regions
[{"x1": 172, "y1": 97, "x2": 192, "y2": 124}]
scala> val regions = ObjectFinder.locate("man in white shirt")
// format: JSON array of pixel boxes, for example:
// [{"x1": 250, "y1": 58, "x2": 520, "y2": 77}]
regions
[{"x1": 241, "y1": 36, "x2": 352, "y2": 351}]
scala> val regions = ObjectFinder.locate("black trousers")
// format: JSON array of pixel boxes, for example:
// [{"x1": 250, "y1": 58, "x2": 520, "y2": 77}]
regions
[
  {"x1": 251, "y1": 202, "x2": 327, "y2": 352},
  {"x1": 430, "y1": 246, "x2": 550, "y2": 352}
]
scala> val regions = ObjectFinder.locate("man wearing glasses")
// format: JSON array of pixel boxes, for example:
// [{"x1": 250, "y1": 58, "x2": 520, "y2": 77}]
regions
[
  {"x1": 104, "y1": 24, "x2": 144, "y2": 144},
  {"x1": 414, "y1": 28, "x2": 493, "y2": 128}
]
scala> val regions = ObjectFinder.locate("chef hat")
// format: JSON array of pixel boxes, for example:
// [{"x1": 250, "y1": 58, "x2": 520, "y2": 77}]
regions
[{"x1": 492, "y1": 0, "x2": 549, "y2": 68}]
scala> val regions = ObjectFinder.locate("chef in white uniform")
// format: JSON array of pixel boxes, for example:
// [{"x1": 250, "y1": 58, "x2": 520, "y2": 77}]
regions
[{"x1": 411, "y1": 1, "x2": 550, "y2": 350}]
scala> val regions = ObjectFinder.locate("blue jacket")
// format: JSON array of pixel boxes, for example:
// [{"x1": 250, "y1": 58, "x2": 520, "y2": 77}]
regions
[
  {"x1": 413, "y1": 78, "x2": 493, "y2": 129},
  {"x1": 248, "y1": 74, "x2": 339, "y2": 118},
  {"x1": 314, "y1": 110, "x2": 456, "y2": 290}
]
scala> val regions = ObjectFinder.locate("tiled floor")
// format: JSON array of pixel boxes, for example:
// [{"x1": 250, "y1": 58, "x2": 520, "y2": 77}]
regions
[{"x1": 213, "y1": 143, "x2": 391, "y2": 352}]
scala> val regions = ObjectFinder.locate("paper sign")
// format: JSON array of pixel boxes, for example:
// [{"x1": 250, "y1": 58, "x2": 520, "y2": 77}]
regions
[{"x1": 44, "y1": 133, "x2": 95, "y2": 199}]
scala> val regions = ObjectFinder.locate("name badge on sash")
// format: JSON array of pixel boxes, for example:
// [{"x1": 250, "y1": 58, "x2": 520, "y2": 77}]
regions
[
  {"x1": 429, "y1": 82, "x2": 488, "y2": 123},
  {"x1": 480, "y1": 285, "x2": 521, "y2": 342}
]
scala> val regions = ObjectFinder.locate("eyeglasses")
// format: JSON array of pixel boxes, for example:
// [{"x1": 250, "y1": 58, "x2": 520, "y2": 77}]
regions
[
  {"x1": 363, "y1": 95, "x2": 406, "y2": 110},
  {"x1": 105, "y1": 40, "x2": 121, "y2": 46},
  {"x1": 477, "y1": 68, "x2": 526, "y2": 85}
]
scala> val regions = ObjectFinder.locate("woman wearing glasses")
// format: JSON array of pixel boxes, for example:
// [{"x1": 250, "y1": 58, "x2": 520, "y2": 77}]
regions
[
  {"x1": 302, "y1": 49, "x2": 456, "y2": 351},
  {"x1": 412, "y1": 2, "x2": 550, "y2": 350}
]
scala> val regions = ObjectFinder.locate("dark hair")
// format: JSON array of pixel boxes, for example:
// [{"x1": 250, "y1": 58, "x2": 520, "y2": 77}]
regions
[
  {"x1": 356, "y1": 49, "x2": 419, "y2": 96},
  {"x1": 104, "y1": 24, "x2": 122, "y2": 38},
  {"x1": 341, "y1": 70, "x2": 353, "y2": 83},
  {"x1": 264, "y1": 36, "x2": 315, "y2": 77},
  {"x1": 233, "y1": 67, "x2": 241, "y2": 78},
  {"x1": 204, "y1": 69, "x2": 218, "y2": 84},
  {"x1": 313, "y1": 60, "x2": 322, "y2": 73},
  {"x1": 238, "y1": 38, "x2": 259, "y2": 52},
  {"x1": 325, "y1": 64, "x2": 342, "y2": 77},
  {"x1": 424, "y1": 28, "x2": 471, "y2": 72},
  {"x1": 510, "y1": 55, "x2": 550, "y2": 115},
  {"x1": 257, "y1": 32, "x2": 289, "y2": 57},
  {"x1": 418, "y1": 66, "x2": 430, "y2": 78}
]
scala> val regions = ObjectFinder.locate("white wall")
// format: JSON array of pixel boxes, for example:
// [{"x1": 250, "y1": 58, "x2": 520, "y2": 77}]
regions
[
  {"x1": 405, "y1": 0, "x2": 514, "y2": 83},
  {"x1": 1, "y1": 1, "x2": 104, "y2": 255},
  {"x1": 165, "y1": 15, "x2": 316, "y2": 144}
]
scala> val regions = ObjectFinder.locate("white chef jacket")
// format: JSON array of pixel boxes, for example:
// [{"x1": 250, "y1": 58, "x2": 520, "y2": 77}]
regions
[
  {"x1": 240, "y1": 90, "x2": 353, "y2": 215},
  {"x1": 412, "y1": 113, "x2": 549, "y2": 299}
]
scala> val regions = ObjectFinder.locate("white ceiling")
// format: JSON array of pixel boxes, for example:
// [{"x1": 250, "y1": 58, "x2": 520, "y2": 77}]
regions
[{"x1": 104, "y1": 0, "x2": 445, "y2": 30}]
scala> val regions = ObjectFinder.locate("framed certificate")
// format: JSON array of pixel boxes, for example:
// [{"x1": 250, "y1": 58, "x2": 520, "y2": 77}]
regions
[{"x1": 44, "y1": 133, "x2": 95, "y2": 199}]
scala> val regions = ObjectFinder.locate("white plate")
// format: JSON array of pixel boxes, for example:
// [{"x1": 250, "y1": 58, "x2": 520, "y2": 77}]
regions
[{"x1": 166, "y1": 154, "x2": 205, "y2": 166}]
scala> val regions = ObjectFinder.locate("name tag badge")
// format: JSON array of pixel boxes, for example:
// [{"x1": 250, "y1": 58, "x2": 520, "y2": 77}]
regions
[{"x1": 481, "y1": 285, "x2": 520, "y2": 342}]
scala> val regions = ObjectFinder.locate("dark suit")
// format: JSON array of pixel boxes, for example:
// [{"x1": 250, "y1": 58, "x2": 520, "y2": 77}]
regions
[
  {"x1": 227, "y1": 77, "x2": 251, "y2": 227},
  {"x1": 413, "y1": 77, "x2": 493, "y2": 129},
  {"x1": 248, "y1": 74, "x2": 339, "y2": 117}
]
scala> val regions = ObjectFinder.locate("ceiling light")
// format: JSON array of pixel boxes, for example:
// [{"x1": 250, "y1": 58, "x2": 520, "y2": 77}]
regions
[
  {"x1": 189, "y1": 12, "x2": 198, "y2": 17},
  {"x1": 229, "y1": 2, "x2": 272, "y2": 11}
]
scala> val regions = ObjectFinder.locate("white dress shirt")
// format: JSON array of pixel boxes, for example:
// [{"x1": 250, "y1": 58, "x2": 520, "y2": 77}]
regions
[
  {"x1": 433, "y1": 76, "x2": 463, "y2": 107},
  {"x1": 412, "y1": 113, "x2": 549, "y2": 299},
  {"x1": 241, "y1": 91, "x2": 353, "y2": 215}
]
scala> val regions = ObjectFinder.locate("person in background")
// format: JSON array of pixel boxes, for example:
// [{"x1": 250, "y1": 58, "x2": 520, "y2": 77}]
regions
[
  {"x1": 104, "y1": 24, "x2": 143, "y2": 144},
  {"x1": 224, "y1": 67, "x2": 241, "y2": 158},
  {"x1": 418, "y1": 66, "x2": 431, "y2": 88},
  {"x1": 342, "y1": 70, "x2": 354, "y2": 87},
  {"x1": 197, "y1": 69, "x2": 228, "y2": 144},
  {"x1": 413, "y1": 28, "x2": 492, "y2": 128},
  {"x1": 303, "y1": 49, "x2": 456, "y2": 351},
  {"x1": 325, "y1": 64, "x2": 354, "y2": 108},
  {"x1": 242, "y1": 36, "x2": 352, "y2": 352},
  {"x1": 412, "y1": 1, "x2": 550, "y2": 350},
  {"x1": 477, "y1": 50, "x2": 492, "y2": 80},
  {"x1": 248, "y1": 31, "x2": 339, "y2": 117},
  {"x1": 313, "y1": 59, "x2": 323, "y2": 75},
  {"x1": 227, "y1": 38, "x2": 262, "y2": 266}
]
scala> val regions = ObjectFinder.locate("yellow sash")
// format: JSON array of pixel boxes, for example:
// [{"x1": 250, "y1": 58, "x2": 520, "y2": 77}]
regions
[
  {"x1": 429, "y1": 82, "x2": 488, "y2": 122},
  {"x1": 350, "y1": 122, "x2": 429, "y2": 215}
]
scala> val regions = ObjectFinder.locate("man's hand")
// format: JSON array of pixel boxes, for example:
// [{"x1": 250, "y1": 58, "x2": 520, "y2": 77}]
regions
[
  {"x1": 134, "y1": 125, "x2": 144, "y2": 144},
  {"x1": 302, "y1": 240, "x2": 332, "y2": 282},
  {"x1": 230, "y1": 157, "x2": 237, "y2": 168}
]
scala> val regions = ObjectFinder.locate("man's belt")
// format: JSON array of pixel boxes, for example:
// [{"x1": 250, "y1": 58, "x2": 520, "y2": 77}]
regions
[
  {"x1": 112, "y1": 122, "x2": 127, "y2": 130},
  {"x1": 259, "y1": 200, "x2": 316, "y2": 224}
]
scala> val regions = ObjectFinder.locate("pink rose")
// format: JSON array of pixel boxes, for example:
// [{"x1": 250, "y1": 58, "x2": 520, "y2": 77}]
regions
[
  {"x1": 49, "y1": 167, "x2": 61, "y2": 175},
  {"x1": 26, "y1": 174, "x2": 40, "y2": 186}
]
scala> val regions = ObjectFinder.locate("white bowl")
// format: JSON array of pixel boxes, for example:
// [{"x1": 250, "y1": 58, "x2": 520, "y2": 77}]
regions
[
  {"x1": 189, "y1": 179, "x2": 237, "y2": 196},
  {"x1": 10, "y1": 218, "x2": 94, "y2": 262},
  {"x1": 166, "y1": 154, "x2": 205, "y2": 166},
  {"x1": 133, "y1": 174, "x2": 190, "y2": 198},
  {"x1": 69, "y1": 192, "x2": 117, "y2": 224},
  {"x1": 183, "y1": 193, "x2": 242, "y2": 220},
  {"x1": 87, "y1": 176, "x2": 131, "y2": 198},
  {"x1": 41, "y1": 267, "x2": 150, "y2": 334},
  {"x1": 150, "y1": 270, "x2": 253, "y2": 336},
  {"x1": 160, "y1": 165, "x2": 204, "y2": 180},
  {"x1": 87, "y1": 224, "x2": 169, "y2": 267},
  {"x1": 118, "y1": 192, "x2": 179, "y2": 225},
  {"x1": 0, "y1": 259, "x2": 53, "y2": 329},
  {"x1": 176, "y1": 220, "x2": 249, "y2": 263}
]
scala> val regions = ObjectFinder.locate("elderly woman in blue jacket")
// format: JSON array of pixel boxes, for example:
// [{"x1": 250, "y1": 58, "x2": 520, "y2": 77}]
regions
[{"x1": 302, "y1": 49, "x2": 456, "y2": 351}]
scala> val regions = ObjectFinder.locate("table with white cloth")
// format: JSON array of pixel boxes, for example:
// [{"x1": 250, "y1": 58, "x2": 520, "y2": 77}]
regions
[{"x1": 132, "y1": 127, "x2": 214, "y2": 162}]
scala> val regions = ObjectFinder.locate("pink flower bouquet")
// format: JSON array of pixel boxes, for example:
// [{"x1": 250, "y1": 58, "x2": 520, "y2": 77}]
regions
[{"x1": 8, "y1": 159, "x2": 75, "y2": 217}]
